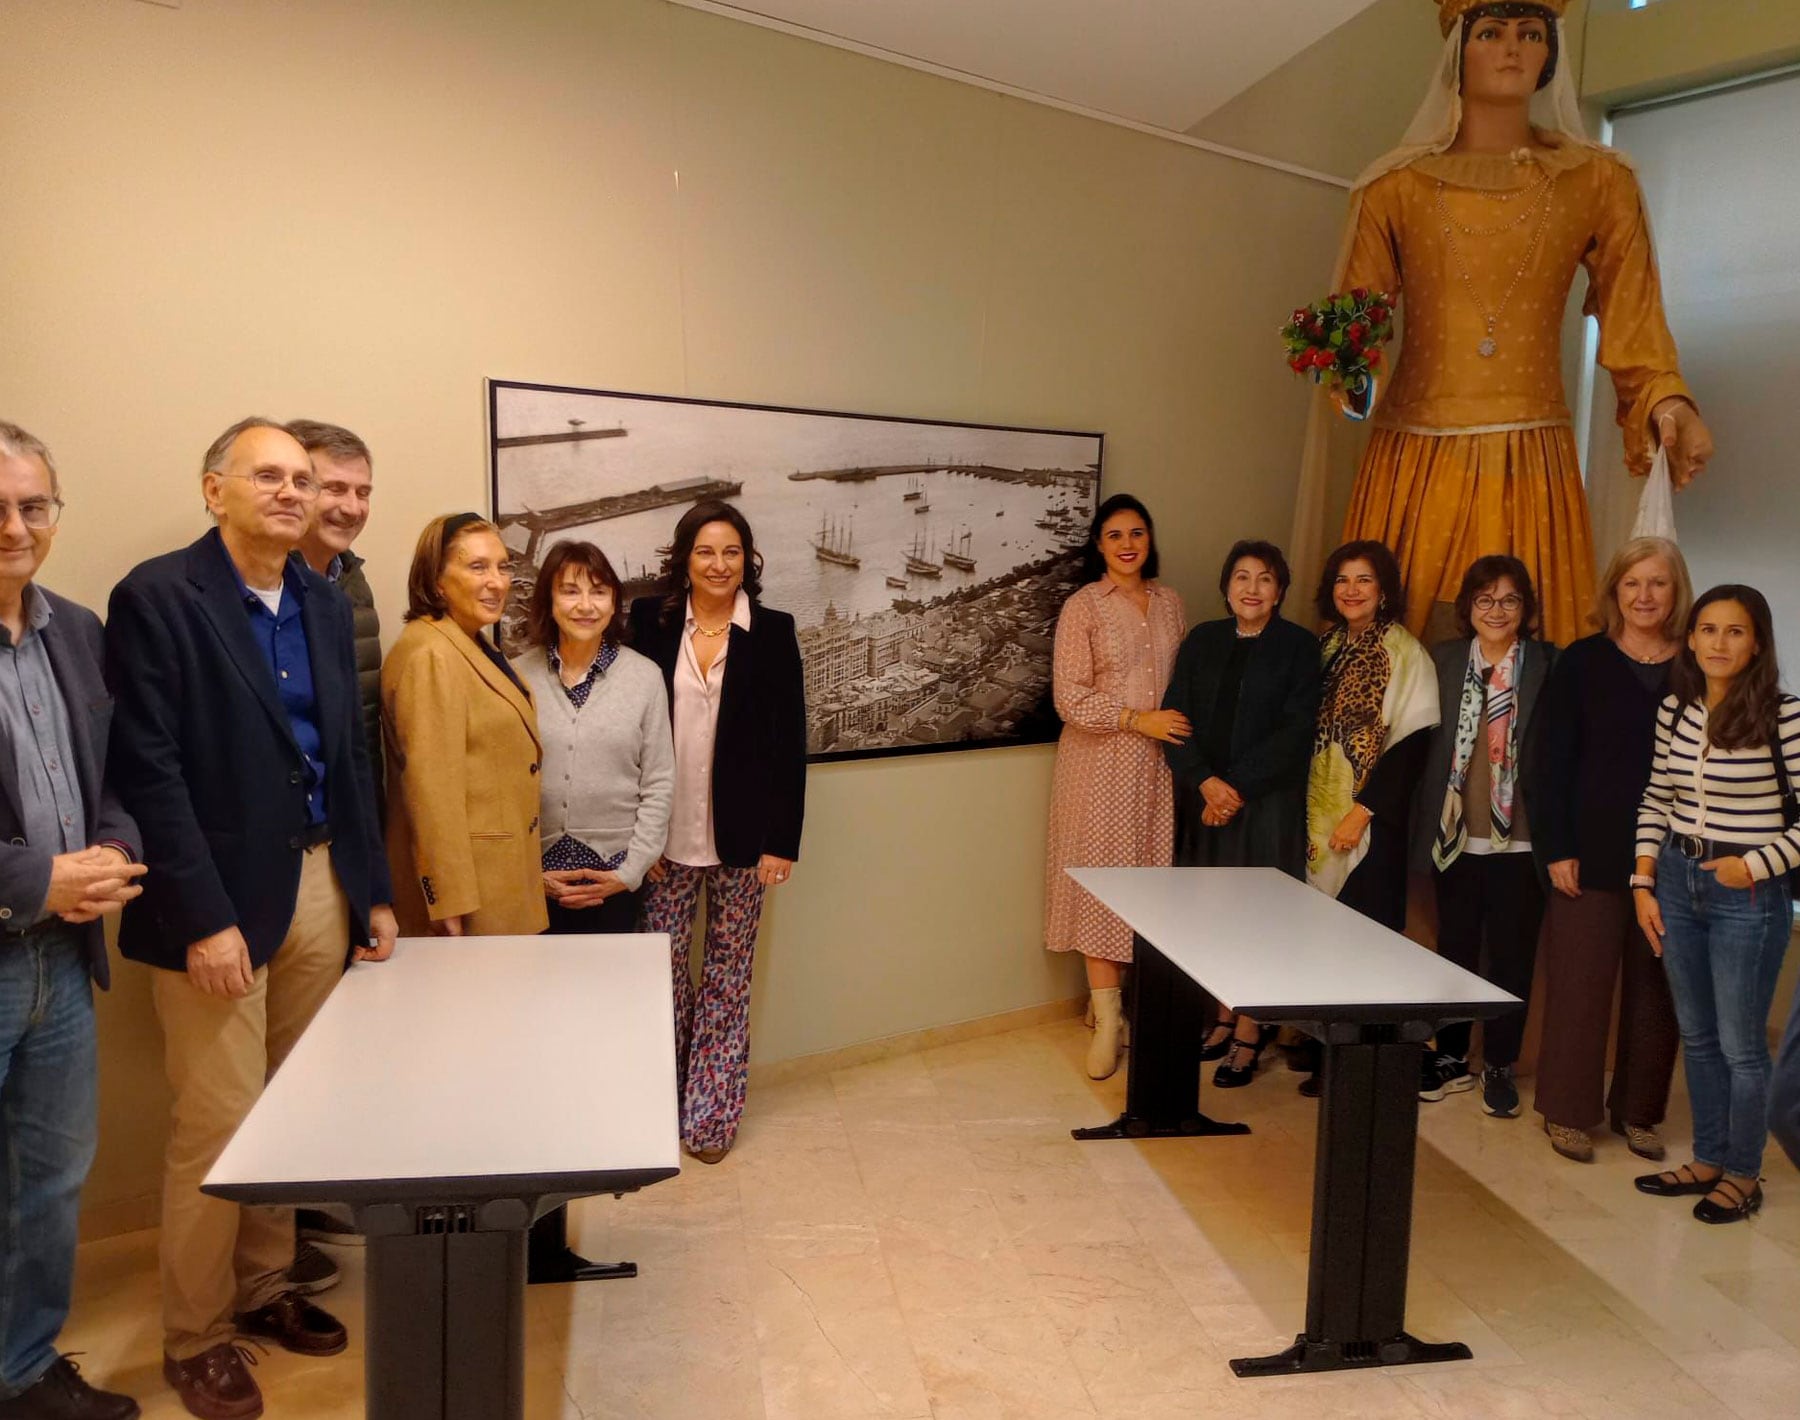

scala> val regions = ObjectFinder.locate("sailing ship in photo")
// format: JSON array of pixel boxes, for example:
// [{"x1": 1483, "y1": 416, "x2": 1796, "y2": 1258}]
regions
[
  {"x1": 942, "y1": 528, "x2": 977, "y2": 573},
  {"x1": 490, "y1": 381, "x2": 1102, "y2": 760},
  {"x1": 904, "y1": 529, "x2": 943, "y2": 579},
  {"x1": 813, "y1": 513, "x2": 861, "y2": 569}
]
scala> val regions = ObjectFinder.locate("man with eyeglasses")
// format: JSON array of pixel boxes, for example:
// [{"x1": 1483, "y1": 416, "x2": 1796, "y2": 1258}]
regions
[
  {"x1": 105, "y1": 418, "x2": 396, "y2": 1420},
  {"x1": 0, "y1": 421, "x2": 146, "y2": 1420}
]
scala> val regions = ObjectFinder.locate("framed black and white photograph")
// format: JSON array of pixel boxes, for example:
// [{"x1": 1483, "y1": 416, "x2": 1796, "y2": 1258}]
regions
[{"x1": 488, "y1": 380, "x2": 1102, "y2": 762}]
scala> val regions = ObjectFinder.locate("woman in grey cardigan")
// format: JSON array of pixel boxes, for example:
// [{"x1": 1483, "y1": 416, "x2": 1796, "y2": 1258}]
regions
[{"x1": 511, "y1": 540, "x2": 674, "y2": 934}]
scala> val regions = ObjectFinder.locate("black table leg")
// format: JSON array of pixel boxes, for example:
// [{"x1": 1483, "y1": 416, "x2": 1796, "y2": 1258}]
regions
[
  {"x1": 1072, "y1": 938, "x2": 1250, "y2": 1142},
  {"x1": 362, "y1": 1200, "x2": 530, "y2": 1420},
  {"x1": 527, "y1": 1202, "x2": 638, "y2": 1284},
  {"x1": 1230, "y1": 1025, "x2": 1470, "y2": 1377}
]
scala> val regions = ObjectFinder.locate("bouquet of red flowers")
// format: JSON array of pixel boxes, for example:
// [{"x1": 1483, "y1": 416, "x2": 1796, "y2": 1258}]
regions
[{"x1": 1281, "y1": 289, "x2": 1394, "y2": 418}]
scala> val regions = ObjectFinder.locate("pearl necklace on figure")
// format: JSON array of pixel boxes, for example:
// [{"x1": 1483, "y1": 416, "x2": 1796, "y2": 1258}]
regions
[{"x1": 1437, "y1": 173, "x2": 1558, "y2": 359}]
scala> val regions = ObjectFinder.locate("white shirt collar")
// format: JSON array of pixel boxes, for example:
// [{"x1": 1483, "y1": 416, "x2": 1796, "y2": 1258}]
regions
[{"x1": 684, "y1": 588, "x2": 752, "y2": 632}]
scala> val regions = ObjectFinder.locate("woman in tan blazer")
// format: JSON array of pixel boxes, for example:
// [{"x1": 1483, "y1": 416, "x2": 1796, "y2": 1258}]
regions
[{"x1": 383, "y1": 513, "x2": 547, "y2": 937}]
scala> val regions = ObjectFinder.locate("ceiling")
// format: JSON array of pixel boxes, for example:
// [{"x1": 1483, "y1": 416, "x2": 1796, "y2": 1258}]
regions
[{"x1": 669, "y1": 0, "x2": 1385, "y2": 133}]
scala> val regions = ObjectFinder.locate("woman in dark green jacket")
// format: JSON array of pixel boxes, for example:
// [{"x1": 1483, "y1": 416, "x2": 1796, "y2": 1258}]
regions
[{"x1": 1162, "y1": 540, "x2": 1322, "y2": 1087}]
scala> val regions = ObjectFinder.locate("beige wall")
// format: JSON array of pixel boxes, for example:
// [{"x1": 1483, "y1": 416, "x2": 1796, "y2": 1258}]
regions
[
  {"x1": 1583, "y1": 0, "x2": 1800, "y2": 106},
  {"x1": 0, "y1": 0, "x2": 1349, "y2": 1234},
  {"x1": 1188, "y1": 0, "x2": 1450, "y2": 183}
]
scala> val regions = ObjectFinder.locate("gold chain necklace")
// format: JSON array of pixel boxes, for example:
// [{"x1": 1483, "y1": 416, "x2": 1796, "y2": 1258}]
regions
[
  {"x1": 691, "y1": 619, "x2": 731, "y2": 639},
  {"x1": 1448, "y1": 174, "x2": 1551, "y2": 239},
  {"x1": 1436, "y1": 175, "x2": 1557, "y2": 359}
]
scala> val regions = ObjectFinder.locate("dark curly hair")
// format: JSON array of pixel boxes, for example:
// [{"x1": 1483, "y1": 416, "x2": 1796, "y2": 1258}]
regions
[
  {"x1": 1314, "y1": 540, "x2": 1405, "y2": 629},
  {"x1": 525, "y1": 540, "x2": 627, "y2": 650},
  {"x1": 656, "y1": 500, "x2": 763, "y2": 628},
  {"x1": 1452, "y1": 554, "x2": 1539, "y2": 638},
  {"x1": 1079, "y1": 494, "x2": 1160, "y2": 582}
]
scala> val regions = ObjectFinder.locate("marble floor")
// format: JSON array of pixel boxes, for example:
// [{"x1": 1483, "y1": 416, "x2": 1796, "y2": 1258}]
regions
[{"x1": 66, "y1": 1018, "x2": 1800, "y2": 1419}]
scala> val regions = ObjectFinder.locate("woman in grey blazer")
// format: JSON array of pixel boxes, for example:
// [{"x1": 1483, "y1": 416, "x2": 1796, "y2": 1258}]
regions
[
  {"x1": 511, "y1": 540, "x2": 674, "y2": 935},
  {"x1": 1411, "y1": 555, "x2": 1557, "y2": 1119}
]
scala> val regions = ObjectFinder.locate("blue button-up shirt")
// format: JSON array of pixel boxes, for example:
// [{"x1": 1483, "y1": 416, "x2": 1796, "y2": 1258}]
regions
[
  {"x1": 0, "y1": 588, "x2": 87, "y2": 922},
  {"x1": 227, "y1": 552, "x2": 328, "y2": 825}
]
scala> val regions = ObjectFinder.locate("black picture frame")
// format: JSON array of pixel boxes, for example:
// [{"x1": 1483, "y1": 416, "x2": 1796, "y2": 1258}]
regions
[{"x1": 488, "y1": 379, "x2": 1103, "y2": 764}]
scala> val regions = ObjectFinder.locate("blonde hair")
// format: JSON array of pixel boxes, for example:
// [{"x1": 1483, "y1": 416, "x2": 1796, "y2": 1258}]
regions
[
  {"x1": 1591, "y1": 536, "x2": 1692, "y2": 641},
  {"x1": 404, "y1": 513, "x2": 502, "y2": 622}
]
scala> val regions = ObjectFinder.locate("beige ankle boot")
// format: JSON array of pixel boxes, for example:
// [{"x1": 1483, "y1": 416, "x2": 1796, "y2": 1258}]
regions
[{"x1": 1086, "y1": 987, "x2": 1123, "y2": 1080}]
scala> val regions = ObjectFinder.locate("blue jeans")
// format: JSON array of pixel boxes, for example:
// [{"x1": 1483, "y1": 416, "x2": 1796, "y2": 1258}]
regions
[
  {"x1": 0, "y1": 926, "x2": 97, "y2": 1399},
  {"x1": 1656, "y1": 843, "x2": 1792, "y2": 1178},
  {"x1": 1770, "y1": 962, "x2": 1800, "y2": 1171}
]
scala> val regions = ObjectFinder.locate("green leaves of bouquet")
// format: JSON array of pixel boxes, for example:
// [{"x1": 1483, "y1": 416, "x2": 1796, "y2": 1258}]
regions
[{"x1": 1281, "y1": 289, "x2": 1395, "y2": 404}]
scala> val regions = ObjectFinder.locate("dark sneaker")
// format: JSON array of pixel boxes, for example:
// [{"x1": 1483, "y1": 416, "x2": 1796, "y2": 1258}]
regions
[
  {"x1": 297, "y1": 1209, "x2": 364, "y2": 1248},
  {"x1": 1481, "y1": 1065, "x2": 1520, "y2": 1118},
  {"x1": 1419, "y1": 1053, "x2": 1473, "y2": 1102},
  {"x1": 0, "y1": 1357, "x2": 140, "y2": 1420},
  {"x1": 234, "y1": 1293, "x2": 348, "y2": 1357},
  {"x1": 162, "y1": 1344, "x2": 261, "y2": 1420},
  {"x1": 286, "y1": 1240, "x2": 341, "y2": 1296}
]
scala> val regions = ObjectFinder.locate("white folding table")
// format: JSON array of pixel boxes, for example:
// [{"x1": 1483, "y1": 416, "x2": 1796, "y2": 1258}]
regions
[
  {"x1": 1067, "y1": 867, "x2": 1518, "y2": 1378},
  {"x1": 203, "y1": 934, "x2": 680, "y2": 1420}
]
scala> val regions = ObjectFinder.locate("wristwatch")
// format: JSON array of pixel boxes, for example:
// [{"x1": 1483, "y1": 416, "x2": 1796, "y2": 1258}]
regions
[{"x1": 1629, "y1": 873, "x2": 1656, "y2": 891}]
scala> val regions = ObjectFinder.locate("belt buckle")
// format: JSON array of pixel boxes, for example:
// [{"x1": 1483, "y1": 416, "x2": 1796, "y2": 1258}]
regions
[{"x1": 1676, "y1": 833, "x2": 1706, "y2": 859}]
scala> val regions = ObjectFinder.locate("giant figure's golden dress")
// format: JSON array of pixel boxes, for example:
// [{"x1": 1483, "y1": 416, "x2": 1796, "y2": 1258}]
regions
[{"x1": 1340, "y1": 135, "x2": 1690, "y2": 644}]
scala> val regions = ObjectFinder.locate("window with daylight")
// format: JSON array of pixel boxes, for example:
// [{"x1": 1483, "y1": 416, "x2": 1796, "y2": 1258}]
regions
[{"x1": 1584, "y1": 68, "x2": 1800, "y2": 647}]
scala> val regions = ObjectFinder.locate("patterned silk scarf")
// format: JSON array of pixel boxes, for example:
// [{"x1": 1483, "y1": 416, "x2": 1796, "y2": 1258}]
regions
[{"x1": 1432, "y1": 639, "x2": 1520, "y2": 869}]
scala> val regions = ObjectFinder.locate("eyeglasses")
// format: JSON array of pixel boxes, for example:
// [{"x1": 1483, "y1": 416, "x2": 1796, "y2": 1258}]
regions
[
  {"x1": 0, "y1": 498, "x2": 65, "y2": 530},
  {"x1": 216, "y1": 470, "x2": 321, "y2": 500},
  {"x1": 1473, "y1": 594, "x2": 1524, "y2": 612}
]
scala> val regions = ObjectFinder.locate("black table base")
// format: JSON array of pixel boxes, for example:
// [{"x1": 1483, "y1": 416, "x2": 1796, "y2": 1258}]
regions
[
  {"x1": 357, "y1": 1185, "x2": 658, "y2": 1420},
  {"x1": 1068, "y1": 935, "x2": 1480, "y2": 1378},
  {"x1": 363, "y1": 1199, "x2": 531, "y2": 1420},
  {"x1": 1230, "y1": 1332, "x2": 1471, "y2": 1377},
  {"x1": 527, "y1": 1204, "x2": 638, "y2": 1284},
  {"x1": 1070, "y1": 938, "x2": 1249, "y2": 1142},
  {"x1": 1228, "y1": 1022, "x2": 1471, "y2": 1377}
]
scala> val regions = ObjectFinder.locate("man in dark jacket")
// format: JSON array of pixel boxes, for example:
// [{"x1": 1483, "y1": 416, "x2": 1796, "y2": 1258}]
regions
[
  {"x1": 288, "y1": 421, "x2": 382, "y2": 807},
  {"x1": 285, "y1": 420, "x2": 383, "y2": 1273},
  {"x1": 0, "y1": 422, "x2": 145, "y2": 1420},
  {"x1": 106, "y1": 418, "x2": 396, "y2": 1420}
]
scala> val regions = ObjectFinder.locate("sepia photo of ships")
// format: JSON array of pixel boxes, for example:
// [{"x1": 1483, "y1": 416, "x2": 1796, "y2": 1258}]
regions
[{"x1": 489, "y1": 382, "x2": 1102, "y2": 761}]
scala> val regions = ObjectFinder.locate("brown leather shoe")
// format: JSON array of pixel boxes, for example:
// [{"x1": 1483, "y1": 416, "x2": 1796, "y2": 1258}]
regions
[
  {"x1": 234, "y1": 1291, "x2": 348, "y2": 1357},
  {"x1": 162, "y1": 1344, "x2": 262, "y2": 1420}
]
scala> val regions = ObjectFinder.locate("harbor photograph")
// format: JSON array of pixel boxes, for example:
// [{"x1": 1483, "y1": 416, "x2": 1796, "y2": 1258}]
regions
[{"x1": 489, "y1": 380, "x2": 1102, "y2": 759}]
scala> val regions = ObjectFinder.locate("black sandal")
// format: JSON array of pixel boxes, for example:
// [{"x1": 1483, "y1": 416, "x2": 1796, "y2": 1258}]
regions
[
  {"x1": 1213, "y1": 1027, "x2": 1274, "y2": 1089},
  {"x1": 1634, "y1": 1162, "x2": 1720, "y2": 1197},
  {"x1": 1694, "y1": 1177, "x2": 1763, "y2": 1225},
  {"x1": 1200, "y1": 1020, "x2": 1235, "y2": 1062}
]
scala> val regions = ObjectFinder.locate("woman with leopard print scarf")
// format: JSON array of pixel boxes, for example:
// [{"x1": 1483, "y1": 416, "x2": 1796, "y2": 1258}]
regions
[{"x1": 1293, "y1": 541, "x2": 1439, "y2": 1096}]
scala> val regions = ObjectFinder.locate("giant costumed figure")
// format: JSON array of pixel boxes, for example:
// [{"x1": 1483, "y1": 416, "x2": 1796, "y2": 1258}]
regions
[{"x1": 1291, "y1": 0, "x2": 1713, "y2": 645}]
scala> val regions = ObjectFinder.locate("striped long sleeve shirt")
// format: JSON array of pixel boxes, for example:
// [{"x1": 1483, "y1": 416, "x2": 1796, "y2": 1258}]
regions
[{"x1": 1636, "y1": 693, "x2": 1800, "y2": 883}]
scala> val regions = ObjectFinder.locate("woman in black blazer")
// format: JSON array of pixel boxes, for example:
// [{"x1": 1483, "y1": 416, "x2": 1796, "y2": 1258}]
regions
[
  {"x1": 1409, "y1": 556, "x2": 1557, "y2": 1120},
  {"x1": 628, "y1": 500, "x2": 806, "y2": 1163},
  {"x1": 1161, "y1": 540, "x2": 1320, "y2": 1088}
]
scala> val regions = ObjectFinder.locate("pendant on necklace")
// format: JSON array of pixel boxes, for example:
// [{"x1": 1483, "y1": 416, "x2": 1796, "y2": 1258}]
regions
[{"x1": 1478, "y1": 337, "x2": 1498, "y2": 358}]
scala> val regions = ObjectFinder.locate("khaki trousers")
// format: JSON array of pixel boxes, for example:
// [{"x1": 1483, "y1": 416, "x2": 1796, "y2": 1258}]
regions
[{"x1": 151, "y1": 845, "x2": 349, "y2": 1359}]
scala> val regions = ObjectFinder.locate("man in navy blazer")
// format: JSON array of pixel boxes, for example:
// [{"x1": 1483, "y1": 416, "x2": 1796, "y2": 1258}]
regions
[
  {"x1": 106, "y1": 419, "x2": 396, "y2": 1420},
  {"x1": 0, "y1": 422, "x2": 146, "y2": 1420}
]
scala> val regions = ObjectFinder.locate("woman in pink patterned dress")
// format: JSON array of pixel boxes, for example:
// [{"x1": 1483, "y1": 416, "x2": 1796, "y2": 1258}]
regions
[{"x1": 1045, "y1": 494, "x2": 1189, "y2": 1080}]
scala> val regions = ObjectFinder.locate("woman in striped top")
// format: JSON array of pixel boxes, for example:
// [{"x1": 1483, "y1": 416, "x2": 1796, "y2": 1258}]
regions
[{"x1": 1633, "y1": 585, "x2": 1800, "y2": 1224}]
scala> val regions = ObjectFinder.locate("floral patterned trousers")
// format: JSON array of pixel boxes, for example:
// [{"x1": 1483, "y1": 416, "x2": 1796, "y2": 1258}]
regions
[{"x1": 641, "y1": 863, "x2": 767, "y2": 1152}]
